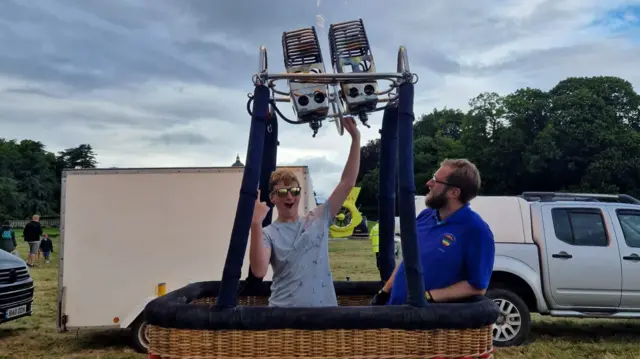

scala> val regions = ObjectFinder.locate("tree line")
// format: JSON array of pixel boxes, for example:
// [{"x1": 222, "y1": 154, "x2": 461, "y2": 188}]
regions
[
  {"x1": 0, "y1": 142, "x2": 96, "y2": 221},
  {"x1": 356, "y1": 76, "x2": 640, "y2": 219},
  {"x1": 1, "y1": 76, "x2": 638, "y2": 221}
]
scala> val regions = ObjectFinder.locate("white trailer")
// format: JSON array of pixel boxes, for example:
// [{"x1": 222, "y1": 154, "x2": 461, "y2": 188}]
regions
[{"x1": 56, "y1": 166, "x2": 316, "y2": 352}]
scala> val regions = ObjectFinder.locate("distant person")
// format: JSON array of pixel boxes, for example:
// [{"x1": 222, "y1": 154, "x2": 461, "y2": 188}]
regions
[
  {"x1": 39, "y1": 233, "x2": 53, "y2": 264},
  {"x1": 369, "y1": 222, "x2": 384, "y2": 281},
  {"x1": 0, "y1": 221, "x2": 17, "y2": 255},
  {"x1": 23, "y1": 214, "x2": 43, "y2": 267}
]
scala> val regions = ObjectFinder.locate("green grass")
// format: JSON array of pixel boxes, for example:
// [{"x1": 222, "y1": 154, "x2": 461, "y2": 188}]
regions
[{"x1": 0, "y1": 229, "x2": 638, "y2": 358}]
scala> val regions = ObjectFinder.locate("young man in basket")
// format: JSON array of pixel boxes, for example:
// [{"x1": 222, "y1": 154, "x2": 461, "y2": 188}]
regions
[
  {"x1": 248, "y1": 117, "x2": 361, "y2": 307},
  {"x1": 371, "y1": 159, "x2": 495, "y2": 305}
]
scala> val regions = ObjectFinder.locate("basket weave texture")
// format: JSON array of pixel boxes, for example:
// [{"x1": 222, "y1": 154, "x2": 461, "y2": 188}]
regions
[{"x1": 145, "y1": 281, "x2": 498, "y2": 359}]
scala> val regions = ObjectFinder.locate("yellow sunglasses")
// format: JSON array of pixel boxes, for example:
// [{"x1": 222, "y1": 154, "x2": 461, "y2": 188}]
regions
[{"x1": 272, "y1": 187, "x2": 301, "y2": 197}]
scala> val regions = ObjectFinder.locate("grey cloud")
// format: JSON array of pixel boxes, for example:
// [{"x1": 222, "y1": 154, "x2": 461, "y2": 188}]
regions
[
  {"x1": 284, "y1": 155, "x2": 344, "y2": 197},
  {"x1": 411, "y1": 48, "x2": 461, "y2": 75},
  {"x1": 465, "y1": 36, "x2": 640, "y2": 86},
  {"x1": 0, "y1": 0, "x2": 467, "y2": 103},
  {"x1": 146, "y1": 131, "x2": 213, "y2": 146},
  {"x1": 133, "y1": 98, "x2": 240, "y2": 125},
  {"x1": 395, "y1": 1, "x2": 565, "y2": 53},
  {"x1": 3, "y1": 87, "x2": 61, "y2": 98},
  {"x1": 2, "y1": 0, "x2": 640, "y2": 195},
  {"x1": 290, "y1": 156, "x2": 343, "y2": 174},
  {"x1": 170, "y1": 0, "x2": 330, "y2": 40},
  {"x1": 0, "y1": 0, "x2": 255, "y2": 92},
  {"x1": 0, "y1": 95, "x2": 179, "y2": 129},
  {"x1": 173, "y1": 0, "x2": 464, "y2": 76}
]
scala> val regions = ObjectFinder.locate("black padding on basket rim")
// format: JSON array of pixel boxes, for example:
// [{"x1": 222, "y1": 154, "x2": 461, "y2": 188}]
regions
[
  {"x1": 239, "y1": 279, "x2": 382, "y2": 297},
  {"x1": 144, "y1": 281, "x2": 500, "y2": 331},
  {"x1": 149, "y1": 280, "x2": 382, "y2": 302}
]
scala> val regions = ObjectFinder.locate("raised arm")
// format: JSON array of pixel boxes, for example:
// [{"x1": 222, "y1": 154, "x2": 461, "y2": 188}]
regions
[
  {"x1": 249, "y1": 190, "x2": 272, "y2": 278},
  {"x1": 249, "y1": 223, "x2": 271, "y2": 278},
  {"x1": 326, "y1": 117, "x2": 361, "y2": 219}
]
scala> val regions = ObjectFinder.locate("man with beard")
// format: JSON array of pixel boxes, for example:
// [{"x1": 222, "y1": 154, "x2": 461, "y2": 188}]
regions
[{"x1": 371, "y1": 158, "x2": 495, "y2": 305}]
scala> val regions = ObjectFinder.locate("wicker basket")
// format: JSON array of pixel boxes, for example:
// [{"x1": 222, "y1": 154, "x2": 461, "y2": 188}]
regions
[{"x1": 145, "y1": 281, "x2": 499, "y2": 359}]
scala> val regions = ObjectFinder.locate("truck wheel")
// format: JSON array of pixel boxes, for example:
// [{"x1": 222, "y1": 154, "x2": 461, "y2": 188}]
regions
[
  {"x1": 130, "y1": 317, "x2": 150, "y2": 353},
  {"x1": 485, "y1": 288, "x2": 531, "y2": 347},
  {"x1": 394, "y1": 238, "x2": 402, "y2": 260}
]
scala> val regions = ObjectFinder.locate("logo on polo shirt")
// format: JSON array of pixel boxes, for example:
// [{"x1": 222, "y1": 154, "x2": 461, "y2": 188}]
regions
[{"x1": 441, "y1": 233, "x2": 455, "y2": 247}]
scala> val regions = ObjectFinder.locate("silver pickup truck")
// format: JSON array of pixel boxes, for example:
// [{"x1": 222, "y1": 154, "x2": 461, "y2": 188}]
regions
[
  {"x1": 0, "y1": 250, "x2": 34, "y2": 324},
  {"x1": 397, "y1": 191, "x2": 640, "y2": 347}
]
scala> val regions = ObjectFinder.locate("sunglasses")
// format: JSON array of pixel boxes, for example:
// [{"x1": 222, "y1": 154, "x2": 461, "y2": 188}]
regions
[{"x1": 272, "y1": 187, "x2": 302, "y2": 197}]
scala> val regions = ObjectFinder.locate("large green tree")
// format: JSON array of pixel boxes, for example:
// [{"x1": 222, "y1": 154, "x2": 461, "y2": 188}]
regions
[
  {"x1": 0, "y1": 141, "x2": 97, "y2": 220},
  {"x1": 355, "y1": 75, "x2": 640, "y2": 219},
  {"x1": 3, "y1": 76, "x2": 639, "y2": 222}
]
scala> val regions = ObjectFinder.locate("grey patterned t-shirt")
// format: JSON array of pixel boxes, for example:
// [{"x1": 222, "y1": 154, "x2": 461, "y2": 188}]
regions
[{"x1": 262, "y1": 203, "x2": 338, "y2": 307}]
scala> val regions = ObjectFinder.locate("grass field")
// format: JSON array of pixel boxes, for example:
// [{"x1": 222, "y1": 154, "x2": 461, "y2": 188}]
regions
[{"x1": 0, "y1": 229, "x2": 639, "y2": 359}]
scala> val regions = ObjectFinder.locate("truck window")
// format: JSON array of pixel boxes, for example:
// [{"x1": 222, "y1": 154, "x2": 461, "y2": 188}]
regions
[
  {"x1": 551, "y1": 208, "x2": 608, "y2": 247},
  {"x1": 616, "y1": 209, "x2": 640, "y2": 248}
]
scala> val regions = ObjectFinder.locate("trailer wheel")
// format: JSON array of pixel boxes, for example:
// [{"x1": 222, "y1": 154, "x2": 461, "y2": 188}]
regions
[{"x1": 130, "y1": 317, "x2": 150, "y2": 353}]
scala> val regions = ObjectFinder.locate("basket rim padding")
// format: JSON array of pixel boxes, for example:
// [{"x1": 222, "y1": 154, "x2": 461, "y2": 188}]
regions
[
  {"x1": 236, "y1": 279, "x2": 384, "y2": 297},
  {"x1": 144, "y1": 280, "x2": 500, "y2": 331}
]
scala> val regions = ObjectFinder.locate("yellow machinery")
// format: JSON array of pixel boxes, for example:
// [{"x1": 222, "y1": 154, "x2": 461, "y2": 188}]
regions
[{"x1": 329, "y1": 187, "x2": 364, "y2": 238}]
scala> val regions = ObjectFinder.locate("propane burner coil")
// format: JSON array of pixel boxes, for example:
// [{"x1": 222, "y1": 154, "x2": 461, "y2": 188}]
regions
[
  {"x1": 245, "y1": 18, "x2": 418, "y2": 138},
  {"x1": 282, "y1": 26, "x2": 330, "y2": 136},
  {"x1": 328, "y1": 19, "x2": 379, "y2": 121}
]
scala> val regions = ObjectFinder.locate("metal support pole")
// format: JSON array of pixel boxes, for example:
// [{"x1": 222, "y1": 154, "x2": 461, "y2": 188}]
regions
[
  {"x1": 396, "y1": 79, "x2": 427, "y2": 307},
  {"x1": 377, "y1": 105, "x2": 399, "y2": 282},
  {"x1": 216, "y1": 84, "x2": 270, "y2": 309}
]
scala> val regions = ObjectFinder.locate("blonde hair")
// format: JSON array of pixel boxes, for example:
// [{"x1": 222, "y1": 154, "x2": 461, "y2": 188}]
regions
[
  {"x1": 269, "y1": 169, "x2": 300, "y2": 193},
  {"x1": 440, "y1": 158, "x2": 481, "y2": 203},
  {"x1": 32, "y1": 214, "x2": 40, "y2": 221}
]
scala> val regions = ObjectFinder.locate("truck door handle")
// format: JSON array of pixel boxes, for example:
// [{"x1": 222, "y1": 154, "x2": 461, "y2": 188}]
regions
[
  {"x1": 623, "y1": 253, "x2": 640, "y2": 261},
  {"x1": 552, "y1": 251, "x2": 573, "y2": 259}
]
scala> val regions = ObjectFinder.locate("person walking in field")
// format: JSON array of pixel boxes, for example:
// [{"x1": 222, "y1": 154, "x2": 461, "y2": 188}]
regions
[
  {"x1": 23, "y1": 214, "x2": 43, "y2": 267},
  {"x1": 39, "y1": 233, "x2": 53, "y2": 264},
  {"x1": 0, "y1": 221, "x2": 18, "y2": 256}
]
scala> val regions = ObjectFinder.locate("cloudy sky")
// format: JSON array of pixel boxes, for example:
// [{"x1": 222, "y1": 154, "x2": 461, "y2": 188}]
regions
[{"x1": 1, "y1": 0, "x2": 640, "y2": 197}]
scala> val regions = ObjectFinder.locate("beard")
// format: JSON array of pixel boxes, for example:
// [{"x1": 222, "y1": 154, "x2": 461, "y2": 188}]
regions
[{"x1": 425, "y1": 190, "x2": 448, "y2": 209}]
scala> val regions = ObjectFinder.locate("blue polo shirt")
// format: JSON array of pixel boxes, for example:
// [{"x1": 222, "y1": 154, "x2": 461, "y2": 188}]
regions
[{"x1": 387, "y1": 204, "x2": 495, "y2": 305}]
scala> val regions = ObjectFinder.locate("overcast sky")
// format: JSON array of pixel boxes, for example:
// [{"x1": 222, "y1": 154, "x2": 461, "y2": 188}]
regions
[{"x1": 1, "y1": 0, "x2": 639, "y2": 197}]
